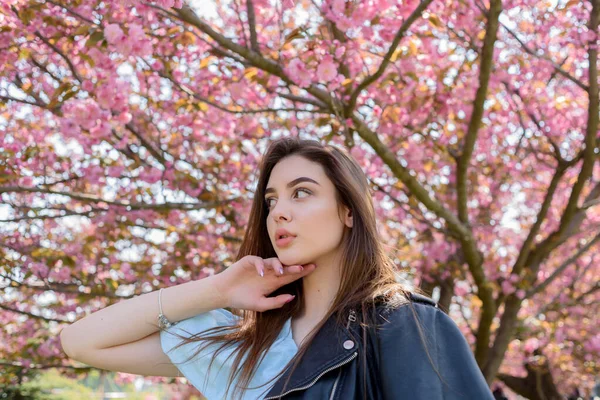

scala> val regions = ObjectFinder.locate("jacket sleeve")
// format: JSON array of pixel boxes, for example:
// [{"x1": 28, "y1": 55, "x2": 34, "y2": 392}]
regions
[{"x1": 377, "y1": 302, "x2": 494, "y2": 399}]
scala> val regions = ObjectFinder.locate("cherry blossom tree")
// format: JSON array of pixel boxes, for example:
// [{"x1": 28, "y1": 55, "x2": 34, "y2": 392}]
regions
[{"x1": 1, "y1": 0, "x2": 599, "y2": 397}]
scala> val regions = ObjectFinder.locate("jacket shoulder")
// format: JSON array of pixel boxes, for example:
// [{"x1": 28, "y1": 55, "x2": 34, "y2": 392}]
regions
[
  {"x1": 374, "y1": 291, "x2": 438, "y2": 316},
  {"x1": 407, "y1": 292, "x2": 438, "y2": 308},
  {"x1": 373, "y1": 293, "x2": 494, "y2": 399}
]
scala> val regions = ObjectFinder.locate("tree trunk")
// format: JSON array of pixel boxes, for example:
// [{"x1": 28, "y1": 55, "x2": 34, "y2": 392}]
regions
[
  {"x1": 438, "y1": 278, "x2": 454, "y2": 311},
  {"x1": 497, "y1": 351, "x2": 562, "y2": 400}
]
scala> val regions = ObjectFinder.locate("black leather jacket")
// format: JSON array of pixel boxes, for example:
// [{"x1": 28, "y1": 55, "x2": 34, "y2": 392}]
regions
[{"x1": 263, "y1": 293, "x2": 494, "y2": 399}]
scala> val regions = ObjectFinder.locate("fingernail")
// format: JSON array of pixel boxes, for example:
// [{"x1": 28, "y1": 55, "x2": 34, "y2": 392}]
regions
[
  {"x1": 279, "y1": 267, "x2": 284, "y2": 275},
  {"x1": 285, "y1": 295, "x2": 295, "y2": 303},
  {"x1": 260, "y1": 270, "x2": 264, "y2": 277}
]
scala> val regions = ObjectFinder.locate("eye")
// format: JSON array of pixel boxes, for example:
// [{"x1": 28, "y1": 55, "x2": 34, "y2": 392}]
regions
[
  {"x1": 294, "y1": 188, "x2": 311, "y2": 199},
  {"x1": 265, "y1": 188, "x2": 312, "y2": 210}
]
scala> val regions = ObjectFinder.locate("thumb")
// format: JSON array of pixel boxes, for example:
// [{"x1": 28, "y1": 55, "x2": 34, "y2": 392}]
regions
[{"x1": 259, "y1": 294, "x2": 295, "y2": 311}]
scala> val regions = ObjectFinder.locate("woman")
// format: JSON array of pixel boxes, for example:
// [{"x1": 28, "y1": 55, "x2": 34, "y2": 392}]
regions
[{"x1": 60, "y1": 137, "x2": 494, "y2": 399}]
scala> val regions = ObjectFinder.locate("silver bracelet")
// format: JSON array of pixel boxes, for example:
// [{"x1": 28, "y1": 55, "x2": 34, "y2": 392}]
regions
[{"x1": 158, "y1": 288, "x2": 175, "y2": 329}]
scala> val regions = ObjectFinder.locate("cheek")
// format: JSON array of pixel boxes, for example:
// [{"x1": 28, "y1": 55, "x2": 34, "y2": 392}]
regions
[{"x1": 301, "y1": 204, "x2": 346, "y2": 244}]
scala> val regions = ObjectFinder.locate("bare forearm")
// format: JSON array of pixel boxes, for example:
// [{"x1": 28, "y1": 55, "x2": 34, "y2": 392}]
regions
[{"x1": 60, "y1": 275, "x2": 227, "y2": 357}]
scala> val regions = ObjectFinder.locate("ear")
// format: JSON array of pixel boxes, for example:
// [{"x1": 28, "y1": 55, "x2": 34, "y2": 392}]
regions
[{"x1": 344, "y1": 206, "x2": 353, "y2": 228}]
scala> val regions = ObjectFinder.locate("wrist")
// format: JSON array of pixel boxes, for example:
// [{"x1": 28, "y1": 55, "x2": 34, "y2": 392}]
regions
[{"x1": 209, "y1": 273, "x2": 231, "y2": 309}]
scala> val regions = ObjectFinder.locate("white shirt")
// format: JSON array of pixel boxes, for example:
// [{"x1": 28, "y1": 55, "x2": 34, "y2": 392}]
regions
[{"x1": 160, "y1": 309, "x2": 299, "y2": 400}]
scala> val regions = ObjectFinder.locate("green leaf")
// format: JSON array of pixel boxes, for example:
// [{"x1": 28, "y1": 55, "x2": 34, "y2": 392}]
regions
[
  {"x1": 18, "y1": 48, "x2": 31, "y2": 61},
  {"x1": 20, "y1": 9, "x2": 35, "y2": 25},
  {"x1": 86, "y1": 31, "x2": 104, "y2": 47},
  {"x1": 74, "y1": 25, "x2": 91, "y2": 36},
  {"x1": 61, "y1": 88, "x2": 79, "y2": 102}
]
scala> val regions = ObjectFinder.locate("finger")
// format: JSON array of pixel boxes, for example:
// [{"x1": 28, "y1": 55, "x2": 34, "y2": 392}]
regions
[
  {"x1": 252, "y1": 257, "x2": 265, "y2": 277},
  {"x1": 278, "y1": 263, "x2": 316, "y2": 285},
  {"x1": 273, "y1": 259, "x2": 285, "y2": 276},
  {"x1": 258, "y1": 294, "x2": 295, "y2": 311},
  {"x1": 265, "y1": 258, "x2": 285, "y2": 276},
  {"x1": 284, "y1": 264, "x2": 305, "y2": 274}
]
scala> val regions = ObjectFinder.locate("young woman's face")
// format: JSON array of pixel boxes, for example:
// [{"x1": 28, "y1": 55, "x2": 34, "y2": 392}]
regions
[{"x1": 265, "y1": 155, "x2": 352, "y2": 267}]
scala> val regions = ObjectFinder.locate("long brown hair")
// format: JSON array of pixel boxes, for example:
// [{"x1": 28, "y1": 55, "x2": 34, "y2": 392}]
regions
[{"x1": 163, "y1": 137, "x2": 412, "y2": 398}]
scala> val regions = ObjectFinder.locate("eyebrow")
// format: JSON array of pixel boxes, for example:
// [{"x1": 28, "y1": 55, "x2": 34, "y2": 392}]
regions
[{"x1": 265, "y1": 177, "x2": 320, "y2": 195}]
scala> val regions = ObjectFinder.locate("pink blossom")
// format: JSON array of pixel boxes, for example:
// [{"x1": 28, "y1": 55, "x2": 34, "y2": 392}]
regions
[
  {"x1": 584, "y1": 334, "x2": 600, "y2": 354},
  {"x1": 128, "y1": 24, "x2": 152, "y2": 56},
  {"x1": 60, "y1": 118, "x2": 81, "y2": 138},
  {"x1": 454, "y1": 281, "x2": 470, "y2": 297},
  {"x1": 104, "y1": 24, "x2": 125, "y2": 45},
  {"x1": 53, "y1": 266, "x2": 71, "y2": 281},
  {"x1": 107, "y1": 165, "x2": 125, "y2": 178},
  {"x1": 140, "y1": 169, "x2": 163, "y2": 184},
  {"x1": 155, "y1": 0, "x2": 183, "y2": 8},
  {"x1": 329, "y1": 0, "x2": 345, "y2": 14},
  {"x1": 336, "y1": 17, "x2": 353, "y2": 31},
  {"x1": 30, "y1": 262, "x2": 49, "y2": 276},
  {"x1": 285, "y1": 59, "x2": 313, "y2": 87},
  {"x1": 86, "y1": 48, "x2": 113, "y2": 70},
  {"x1": 115, "y1": 112, "x2": 132, "y2": 124},
  {"x1": 70, "y1": 100, "x2": 102, "y2": 130},
  {"x1": 523, "y1": 338, "x2": 539, "y2": 353},
  {"x1": 82, "y1": 80, "x2": 94, "y2": 92},
  {"x1": 501, "y1": 280, "x2": 514, "y2": 295},
  {"x1": 96, "y1": 83, "x2": 114, "y2": 109},
  {"x1": 316, "y1": 56, "x2": 338, "y2": 82},
  {"x1": 229, "y1": 82, "x2": 245, "y2": 98},
  {"x1": 89, "y1": 120, "x2": 112, "y2": 139}
]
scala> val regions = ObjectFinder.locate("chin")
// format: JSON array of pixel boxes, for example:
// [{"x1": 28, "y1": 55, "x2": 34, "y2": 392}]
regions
[{"x1": 276, "y1": 251, "x2": 310, "y2": 267}]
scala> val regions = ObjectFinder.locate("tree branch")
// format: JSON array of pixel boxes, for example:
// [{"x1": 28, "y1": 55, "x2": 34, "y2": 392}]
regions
[
  {"x1": 347, "y1": 0, "x2": 434, "y2": 113},
  {"x1": 501, "y1": 23, "x2": 589, "y2": 92},
  {"x1": 456, "y1": 0, "x2": 502, "y2": 226},
  {"x1": 246, "y1": 0, "x2": 261, "y2": 54},
  {"x1": 510, "y1": 166, "x2": 567, "y2": 279},
  {"x1": 0, "y1": 274, "x2": 135, "y2": 300},
  {"x1": 33, "y1": 31, "x2": 83, "y2": 83},
  {"x1": 31, "y1": 56, "x2": 62, "y2": 83},
  {"x1": 484, "y1": 0, "x2": 600, "y2": 382},
  {"x1": 0, "y1": 94, "x2": 42, "y2": 108},
  {"x1": 0, "y1": 304, "x2": 69, "y2": 323},
  {"x1": 349, "y1": 116, "x2": 495, "y2": 324},
  {"x1": 0, "y1": 186, "x2": 237, "y2": 211},
  {"x1": 123, "y1": 120, "x2": 168, "y2": 165},
  {"x1": 0, "y1": 210, "x2": 93, "y2": 223},
  {"x1": 527, "y1": 232, "x2": 600, "y2": 298},
  {"x1": 275, "y1": 92, "x2": 328, "y2": 109},
  {"x1": 44, "y1": 0, "x2": 97, "y2": 25},
  {"x1": 173, "y1": 4, "x2": 336, "y2": 109},
  {"x1": 143, "y1": 58, "x2": 324, "y2": 115},
  {"x1": 370, "y1": 181, "x2": 454, "y2": 237},
  {"x1": 0, "y1": 361, "x2": 92, "y2": 372}
]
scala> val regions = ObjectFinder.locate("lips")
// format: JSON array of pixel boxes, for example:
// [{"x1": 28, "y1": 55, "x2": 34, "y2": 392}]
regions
[{"x1": 275, "y1": 235, "x2": 296, "y2": 247}]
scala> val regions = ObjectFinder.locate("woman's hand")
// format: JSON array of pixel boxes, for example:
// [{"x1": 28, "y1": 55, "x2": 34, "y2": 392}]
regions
[{"x1": 213, "y1": 255, "x2": 316, "y2": 312}]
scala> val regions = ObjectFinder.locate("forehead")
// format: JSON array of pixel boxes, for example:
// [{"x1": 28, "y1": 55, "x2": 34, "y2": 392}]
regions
[{"x1": 266, "y1": 155, "x2": 326, "y2": 185}]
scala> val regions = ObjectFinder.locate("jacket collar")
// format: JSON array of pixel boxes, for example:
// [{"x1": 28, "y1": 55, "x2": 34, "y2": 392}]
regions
[
  {"x1": 264, "y1": 293, "x2": 435, "y2": 398},
  {"x1": 264, "y1": 310, "x2": 359, "y2": 399}
]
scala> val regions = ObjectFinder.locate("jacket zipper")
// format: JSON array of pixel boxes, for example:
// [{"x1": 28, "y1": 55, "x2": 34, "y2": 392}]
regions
[
  {"x1": 265, "y1": 309, "x2": 358, "y2": 400},
  {"x1": 346, "y1": 309, "x2": 357, "y2": 328},
  {"x1": 330, "y1": 309, "x2": 356, "y2": 400},
  {"x1": 329, "y1": 369, "x2": 343, "y2": 400},
  {"x1": 264, "y1": 351, "x2": 358, "y2": 399}
]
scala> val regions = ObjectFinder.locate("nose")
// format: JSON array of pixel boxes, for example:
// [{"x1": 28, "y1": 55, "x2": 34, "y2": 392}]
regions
[{"x1": 271, "y1": 201, "x2": 291, "y2": 222}]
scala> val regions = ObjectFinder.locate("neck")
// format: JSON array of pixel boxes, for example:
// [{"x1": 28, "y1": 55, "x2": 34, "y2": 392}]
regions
[{"x1": 297, "y1": 251, "x2": 343, "y2": 323}]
